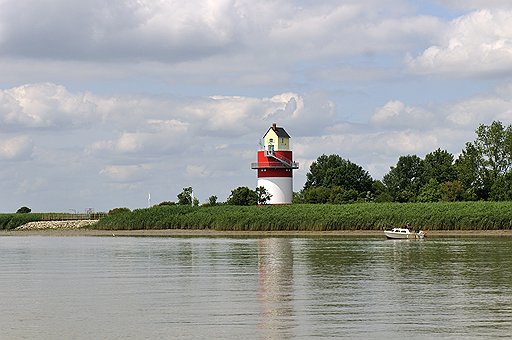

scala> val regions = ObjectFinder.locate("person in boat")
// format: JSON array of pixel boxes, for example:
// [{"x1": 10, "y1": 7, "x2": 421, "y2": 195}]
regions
[{"x1": 405, "y1": 223, "x2": 411, "y2": 230}]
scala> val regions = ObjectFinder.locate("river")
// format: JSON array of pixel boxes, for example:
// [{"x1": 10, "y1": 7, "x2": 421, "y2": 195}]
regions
[{"x1": 1, "y1": 235, "x2": 511, "y2": 339}]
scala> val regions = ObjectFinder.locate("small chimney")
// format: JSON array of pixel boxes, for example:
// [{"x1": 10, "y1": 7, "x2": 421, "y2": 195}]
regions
[{"x1": 272, "y1": 123, "x2": 277, "y2": 130}]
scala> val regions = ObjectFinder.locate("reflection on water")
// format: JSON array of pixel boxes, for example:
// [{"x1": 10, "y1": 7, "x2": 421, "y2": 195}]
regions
[
  {"x1": 257, "y1": 239, "x2": 294, "y2": 338},
  {"x1": 1, "y1": 236, "x2": 512, "y2": 339}
]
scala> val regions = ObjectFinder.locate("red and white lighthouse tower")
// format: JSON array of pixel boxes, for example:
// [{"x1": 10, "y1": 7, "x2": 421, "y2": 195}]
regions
[{"x1": 251, "y1": 123, "x2": 299, "y2": 204}]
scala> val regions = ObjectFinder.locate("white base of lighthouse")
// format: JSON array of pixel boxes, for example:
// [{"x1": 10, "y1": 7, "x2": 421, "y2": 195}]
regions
[{"x1": 257, "y1": 177, "x2": 293, "y2": 204}]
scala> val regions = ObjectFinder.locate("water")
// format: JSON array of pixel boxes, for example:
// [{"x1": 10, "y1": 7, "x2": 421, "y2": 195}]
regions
[{"x1": 1, "y1": 236, "x2": 512, "y2": 339}]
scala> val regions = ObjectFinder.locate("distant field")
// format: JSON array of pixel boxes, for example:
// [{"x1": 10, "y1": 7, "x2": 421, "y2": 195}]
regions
[{"x1": 92, "y1": 202, "x2": 512, "y2": 231}]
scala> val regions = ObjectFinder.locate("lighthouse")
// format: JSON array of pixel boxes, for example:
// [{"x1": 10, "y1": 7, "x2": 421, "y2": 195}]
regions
[{"x1": 251, "y1": 123, "x2": 299, "y2": 204}]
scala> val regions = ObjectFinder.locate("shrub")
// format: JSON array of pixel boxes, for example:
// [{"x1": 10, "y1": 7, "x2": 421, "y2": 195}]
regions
[
  {"x1": 16, "y1": 206, "x2": 31, "y2": 214},
  {"x1": 108, "y1": 207, "x2": 131, "y2": 215},
  {"x1": 158, "y1": 201, "x2": 176, "y2": 206}
]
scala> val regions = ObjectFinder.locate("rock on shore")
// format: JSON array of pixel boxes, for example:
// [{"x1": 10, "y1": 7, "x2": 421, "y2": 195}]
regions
[{"x1": 16, "y1": 220, "x2": 98, "y2": 230}]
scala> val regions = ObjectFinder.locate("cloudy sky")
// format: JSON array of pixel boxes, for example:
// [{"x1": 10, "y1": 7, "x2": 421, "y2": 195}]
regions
[{"x1": 1, "y1": 0, "x2": 512, "y2": 212}]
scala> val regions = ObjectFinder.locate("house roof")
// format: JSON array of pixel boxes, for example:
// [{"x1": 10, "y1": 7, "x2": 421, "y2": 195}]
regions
[{"x1": 265, "y1": 124, "x2": 291, "y2": 138}]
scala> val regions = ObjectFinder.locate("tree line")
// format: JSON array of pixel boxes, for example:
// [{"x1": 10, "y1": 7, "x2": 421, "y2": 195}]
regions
[
  {"x1": 108, "y1": 120, "x2": 512, "y2": 211},
  {"x1": 295, "y1": 120, "x2": 512, "y2": 204}
]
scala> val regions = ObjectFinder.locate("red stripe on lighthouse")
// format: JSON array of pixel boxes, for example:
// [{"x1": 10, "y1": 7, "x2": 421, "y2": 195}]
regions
[
  {"x1": 257, "y1": 151, "x2": 293, "y2": 166},
  {"x1": 257, "y1": 168, "x2": 293, "y2": 177}
]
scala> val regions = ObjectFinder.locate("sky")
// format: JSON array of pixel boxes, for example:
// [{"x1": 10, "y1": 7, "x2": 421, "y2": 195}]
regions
[{"x1": 1, "y1": 0, "x2": 512, "y2": 212}]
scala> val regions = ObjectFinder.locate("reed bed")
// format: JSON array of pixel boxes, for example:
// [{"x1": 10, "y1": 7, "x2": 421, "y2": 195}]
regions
[{"x1": 93, "y1": 202, "x2": 512, "y2": 231}]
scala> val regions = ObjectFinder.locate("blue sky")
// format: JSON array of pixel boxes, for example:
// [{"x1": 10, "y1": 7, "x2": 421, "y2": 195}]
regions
[{"x1": 1, "y1": 0, "x2": 512, "y2": 212}]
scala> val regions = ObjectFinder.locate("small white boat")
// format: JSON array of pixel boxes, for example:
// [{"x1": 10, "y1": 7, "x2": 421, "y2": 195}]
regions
[{"x1": 384, "y1": 228, "x2": 425, "y2": 239}]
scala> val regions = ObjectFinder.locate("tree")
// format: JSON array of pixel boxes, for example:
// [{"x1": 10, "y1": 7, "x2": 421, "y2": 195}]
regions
[
  {"x1": 456, "y1": 121, "x2": 512, "y2": 199},
  {"x1": 108, "y1": 207, "x2": 130, "y2": 215},
  {"x1": 417, "y1": 179, "x2": 441, "y2": 202},
  {"x1": 208, "y1": 195, "x2": 218, "y2": 206},
  {"x1": 16, "y1": 206, "x2": 31, "y2": 214},
  {"x1": 439, "y1": 181, "x2": 465, "y2": 202},
  {"x1": 473, "y1": 121, "x2": 512, "y2": 177},
  {"x1": 423, "y1": 148, "x2": 457, "y2": 184},
  {"x1": 177, "y1": 187, "x2": 193, "y2": 205},
  {"x1": 490, "y1": 172, "x2": 512, "y2": 201},
  {"x1": 227, "y1": 186, "x2": 258, "y2": 206},
  {"x1": 372, "y1": 180, "x2": 392, "y2": 202},
  {"x1": 303, "y1": 186, "x2": 331, "y2": 204},
  {"x1": 383, "y1": 155, "x2": 424, "y2": 202},
  {"x1": 255, "y1": 186, "x2": 272, "y2": 205},
  {"x1": 292, "y1": 191, "x2": 305, "y2": 204},
  {"x1": 158, "y1": 201, "x2": 176, "y2": 206},
  {"x1": 304, "y1": 154, "x2": 374, "y2": 194},
  {"x1": 455, "y1": 142, "x2": 488, "y2": 198}
]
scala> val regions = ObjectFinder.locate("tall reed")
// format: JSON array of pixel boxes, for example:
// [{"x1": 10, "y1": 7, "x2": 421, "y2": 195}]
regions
[{"x1": 93, "y1": 202, "x2": 512, "y2": 231}]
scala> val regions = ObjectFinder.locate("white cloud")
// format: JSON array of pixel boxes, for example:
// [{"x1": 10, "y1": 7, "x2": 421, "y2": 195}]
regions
[
  {"x1": 0, "y1": 1, "x2": 441, "y2": 66},
  {"x1": 371, "y1": 100, "x2": 435, "y2": 128},
  {"x1": 407, "y1": 9, "x2": 512, "y2": 76},
  {"x1": 435, "y1": 0, "x2": 512, "y2": 10},
  {"x1": 90, "y1": 119, "x2": 189, "y2": 157},
  {"x1": 0, "y1": 83, "x2": 98, "y2": 130},
  {"x1": 0, "y1": 0, "x2": 241, "y2": 62},
  {"x1": 446, "y1": 93, "x2": 512, "y2": 127},
  {"x1": 0, "y1": 135, "x2": 33, "y2": 160},
  {"x1": 99, "y1": 164, "x2": 151, "y2": 182}
]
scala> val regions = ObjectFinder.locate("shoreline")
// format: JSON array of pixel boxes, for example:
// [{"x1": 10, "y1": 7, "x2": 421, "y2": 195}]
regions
[{"x1": 2, "y1": 228, "x2": 512, "y2": 237}]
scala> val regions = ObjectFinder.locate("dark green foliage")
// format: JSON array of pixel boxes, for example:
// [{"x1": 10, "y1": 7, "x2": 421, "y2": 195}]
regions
[
  {"x1": 227, "y1": 186, "x2": 258, "y2": 206},
  {"x1": 208, "y1": 196, "x2": 218, "y2": 206},
  {"x1": 456, "y1": 121, "x2": 512, "y2": 200},
  {"x1": 301, "y1": 186, "x2": 367, "y2": 204},
  {"x1": 473, "y1": 121, "x2": 512, "y2": 177},
  {"x1": 456, "y1": 142, "x2": 491, "y2": 199},
  {"x1": 417, "y1": 179, "x2": 441, "y2": 202},
  {"x1": 490, "y1": 172, "x2": 512, "y2": 201},
  {"x1": 423, "y1": 148, "x2": 457, "y2": 183},
  {"x1": 108, "y1": 207, "x2": 131, "y2": 215},
  {"x1": 440, "y1": 180, "x2": 465, "y2": 202},
  {"x1": 328, "y1": 186, "x2": 359, "y2": 204},
  {"x1": 373, "y1": 180, "x2": 392, "y2": 202},
  {"x1": 304, "y1": 154, "x2": 373, "y2": 193},
  {"x1": 303, "y1": 186, "x2": 331, "y2": 203},
  {"x1": 158, "y1": 201, "x2": 176, "y2": 206},
  {"x1": 0, "y1": 213, "x2": 43, "y2": 229},
  {"x1": 16, "y1": 206, "x2": 31, "y2": 214},
  {"x1": 92, "y1": 202, "x2": 512, "y2": 231},
  {"x1": 177, "y1": 187, "x2": 193, "y2": 205},
  {"x1": 383, "y1": 155, "x2": 424, "y2": 202},
  {"x1": 292, "y1": 191, "x2": 305, "y2": 203},
  {"x1": 301, "y1": 154, "x2": 373, "y2": 204}
]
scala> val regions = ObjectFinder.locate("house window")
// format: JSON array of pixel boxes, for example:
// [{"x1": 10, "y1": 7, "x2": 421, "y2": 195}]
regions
[{"x1": 269, "y1": 138, "x2": 274, "y2": 144}]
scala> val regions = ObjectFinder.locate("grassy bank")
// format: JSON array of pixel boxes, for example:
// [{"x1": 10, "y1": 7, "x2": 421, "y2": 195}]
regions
[
  {"x1": 93, "y1": 202, "x2": 512, "y2": 231},
  {"x1": 0, "y1": 213, "x2": 43, "y2": 230}
]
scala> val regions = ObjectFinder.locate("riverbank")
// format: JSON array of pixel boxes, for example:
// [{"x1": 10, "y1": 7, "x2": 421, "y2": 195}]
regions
[
  {"x1": 2, "y1": 228, "x2": 512, "y2": 237},
  {"x1": 3, "y1": 202, "x2": 512, "y2": 233}
]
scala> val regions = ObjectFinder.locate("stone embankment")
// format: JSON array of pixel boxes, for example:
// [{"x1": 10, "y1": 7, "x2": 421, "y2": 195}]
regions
[{"x1": 16, "y1": 220, "x2": 98, "y2": 230}]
